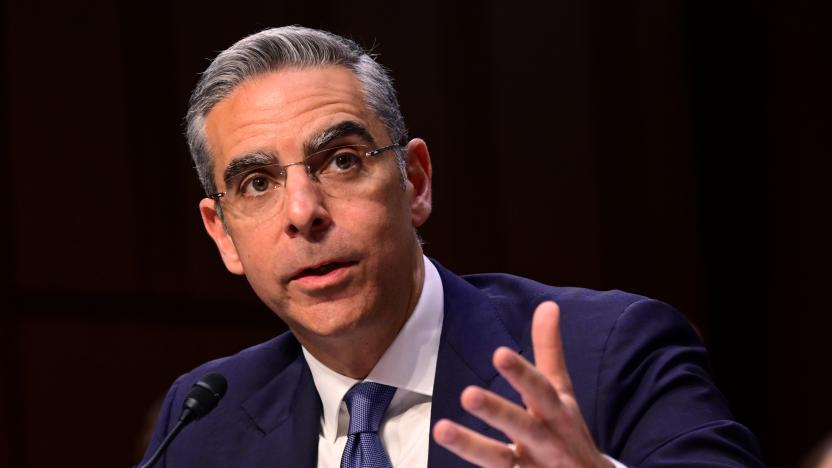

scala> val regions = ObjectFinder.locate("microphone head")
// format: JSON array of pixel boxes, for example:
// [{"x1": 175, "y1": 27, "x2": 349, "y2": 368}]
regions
[{"x1": 181, "y1": 373, "x2": 228, "y2": 421}]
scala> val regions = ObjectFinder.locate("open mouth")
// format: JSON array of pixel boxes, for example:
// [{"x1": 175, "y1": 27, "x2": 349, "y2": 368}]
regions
[{"x1": 292, "y1": 261, "x2": 356, "y2": 280}]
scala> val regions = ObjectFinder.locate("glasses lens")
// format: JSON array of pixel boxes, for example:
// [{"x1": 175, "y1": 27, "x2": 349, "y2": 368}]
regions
[
  {"x1": 224, "y1": 164, "x2": 284, "y2": 217},
  {"x1": 308, "y1": 145, "x2": 371, "y2": 182},
  {"x1": 221, "y1": 144, "x2": 391, "y2": 219}
]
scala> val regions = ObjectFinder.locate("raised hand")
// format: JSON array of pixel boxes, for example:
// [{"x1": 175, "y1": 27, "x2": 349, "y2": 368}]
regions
[{"x1": 433, "y1": 301, "x2": 612, "y2": 468}]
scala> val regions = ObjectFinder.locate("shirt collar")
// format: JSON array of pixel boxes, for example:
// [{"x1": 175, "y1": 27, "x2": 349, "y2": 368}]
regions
[{"x1": 302, "y1": 255, "x2": 444, "y2": 443}]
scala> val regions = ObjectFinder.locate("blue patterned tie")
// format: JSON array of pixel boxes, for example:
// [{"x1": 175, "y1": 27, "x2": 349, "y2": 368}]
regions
[{"x1": 340, "y1": 382, "x2": 397, "y2": 468}]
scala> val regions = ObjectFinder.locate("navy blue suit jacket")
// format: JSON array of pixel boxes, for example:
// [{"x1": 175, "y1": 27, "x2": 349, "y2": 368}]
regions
[{"x1": 140, "y1": 261, "x2": 764, "y2": 467}]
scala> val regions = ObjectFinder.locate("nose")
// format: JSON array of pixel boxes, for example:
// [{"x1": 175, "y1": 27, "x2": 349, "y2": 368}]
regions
[{"x1": 282, "y1": 164, "x2": 332, "y2": 238}]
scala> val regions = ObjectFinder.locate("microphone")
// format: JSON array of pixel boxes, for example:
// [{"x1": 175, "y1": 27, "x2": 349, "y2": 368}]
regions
[{"x1": 138, "y1": 373, "x2": 228, "y2": 468}]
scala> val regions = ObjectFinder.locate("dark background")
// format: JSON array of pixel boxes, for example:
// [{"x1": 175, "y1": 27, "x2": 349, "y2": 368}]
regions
[{"x1": 2, "y1": 1, "x2": 830, "y2": 467}]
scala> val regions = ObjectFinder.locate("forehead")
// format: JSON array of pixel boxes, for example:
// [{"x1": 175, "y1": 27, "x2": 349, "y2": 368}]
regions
[{"x1": 204, "y1": 66, "x2": 383, "y2": 170}]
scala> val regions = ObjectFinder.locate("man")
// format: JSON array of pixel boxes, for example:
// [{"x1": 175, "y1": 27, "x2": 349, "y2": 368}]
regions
[{"x1": 139, "y1": 26, "x2": 764, "y2": 467}]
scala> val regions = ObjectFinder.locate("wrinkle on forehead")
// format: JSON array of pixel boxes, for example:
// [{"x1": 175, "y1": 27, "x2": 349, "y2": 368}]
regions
[{"x1": 204, "y1": 66, "x2": 380, "y2": 173}]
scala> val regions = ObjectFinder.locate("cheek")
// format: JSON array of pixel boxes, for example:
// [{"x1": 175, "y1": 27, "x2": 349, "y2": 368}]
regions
[
  {"x1": 229, "y1": 228, "x2": 285, "y2": 287},
  {"x1": 240, "y1": 250, "x2": 284, "y2": 296},
  {"x1": 343, "y1": 192, "x2": 412, "y2": 247}
]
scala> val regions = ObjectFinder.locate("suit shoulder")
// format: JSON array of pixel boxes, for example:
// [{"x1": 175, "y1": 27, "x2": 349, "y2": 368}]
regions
[
  {"x1": 168, "y1": 330, "x2": 301, "y2": 401},
  {"x1": 457, "y1": 271, "x2": 693, "y2": 358},
  {"x1": 461, "y1": 271, "x2": 649, "y2": 320}
]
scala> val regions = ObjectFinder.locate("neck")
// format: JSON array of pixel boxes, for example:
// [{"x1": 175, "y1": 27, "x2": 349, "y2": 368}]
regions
[{"x1": 297, "y1": 251, "x2": 426, "y2": 379}]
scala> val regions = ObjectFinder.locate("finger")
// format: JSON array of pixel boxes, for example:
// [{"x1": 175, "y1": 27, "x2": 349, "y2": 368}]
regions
[
  {"x1": 532, "y1": 301, "x2": 574, "y2": 394},
  {"x1": 433, "y1": 418, "x2": 516, "y2": 468},
  {"x1": 492, "y1": 347, "x2": 562, "y2": 424},
  {"x1": 460, "y1": 385, "x2": 543, "y2": 445}
]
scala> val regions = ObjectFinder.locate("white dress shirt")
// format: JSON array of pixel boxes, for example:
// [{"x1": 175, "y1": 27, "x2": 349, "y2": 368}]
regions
[
  {"x1": 303, "y1": 256, "x2": 625, "y2": 468},
  {"x1": 303, "y1": 256, "x2": 443, "y2": 468}
]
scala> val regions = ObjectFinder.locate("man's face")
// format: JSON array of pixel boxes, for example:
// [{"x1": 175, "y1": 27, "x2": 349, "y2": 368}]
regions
[{"x1": 198, "y1": 66, "x2": 432, "y2": 344}]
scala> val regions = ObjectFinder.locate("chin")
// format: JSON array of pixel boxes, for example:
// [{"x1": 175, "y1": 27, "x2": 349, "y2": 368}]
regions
[{"x1": 283, "y1": 296, "x2": 374, "y2": 339}]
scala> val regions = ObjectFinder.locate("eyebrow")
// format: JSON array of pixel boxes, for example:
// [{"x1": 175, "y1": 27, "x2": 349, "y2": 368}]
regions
[
  {"x1": 220, "y1": 121, "x2": 377, "y2": 186},
  {"x1": 222, "y1": 151, "x2": 276, "y2": 186},
  {"x1": 303, "y1": 121, "x2": 377, "y2": 155}
]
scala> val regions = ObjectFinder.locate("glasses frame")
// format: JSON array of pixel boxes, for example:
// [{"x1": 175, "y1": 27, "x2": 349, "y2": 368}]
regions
[{"x1": 207, "y1": 142, "x2": 402, "y2": 203}]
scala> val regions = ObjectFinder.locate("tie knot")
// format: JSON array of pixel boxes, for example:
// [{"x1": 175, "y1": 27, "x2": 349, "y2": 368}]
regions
[{"x1": 343, "y1": 382, "x2": 397, "y2": 435}]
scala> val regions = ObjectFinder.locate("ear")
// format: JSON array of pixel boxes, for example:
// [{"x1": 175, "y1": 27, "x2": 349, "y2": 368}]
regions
[
  {"x1": 199, "y1": 198, "x2": 245, "y2": 275},
  {"x1": 404, "y1": 138, "x2": 433, "y2": 227}
]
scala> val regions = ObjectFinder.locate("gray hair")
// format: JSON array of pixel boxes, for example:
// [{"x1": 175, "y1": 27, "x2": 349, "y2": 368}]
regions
[{"x1": 186, "y1": 26, "x2": 408, "y2": 196}]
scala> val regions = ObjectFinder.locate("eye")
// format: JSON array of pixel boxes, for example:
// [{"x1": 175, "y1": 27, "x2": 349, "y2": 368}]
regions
[
  {"x1": 318, "y1": 146, "x2": 364, "y2": 175},
  {"x1": 238, "y1": 172, "x2": 279, "y2": 197},
  {"x1": 333, "y1": 153, "x2": 360, "y2": 171}
]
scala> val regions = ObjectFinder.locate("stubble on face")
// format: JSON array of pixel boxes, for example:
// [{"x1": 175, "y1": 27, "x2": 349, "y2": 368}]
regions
[{"x1": 202, "y1": 66, "x2": 425, "y2": 374}]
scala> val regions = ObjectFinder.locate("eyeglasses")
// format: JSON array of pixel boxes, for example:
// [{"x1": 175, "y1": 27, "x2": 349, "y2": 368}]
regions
[{"x1": 208, "y1": 143, "x2": 400, "y2": 219}]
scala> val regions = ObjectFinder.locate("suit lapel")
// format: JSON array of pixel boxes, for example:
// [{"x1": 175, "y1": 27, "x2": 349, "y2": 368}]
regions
[
  {"x1": 428, "y1": 261, "x2": 524, "y2": 467},
  {"x1": 231, "y1": 262, "x2": 524, "y2": 467},
  {"x1": 241, "y1": 339, "x2": 321, "y2": 467}
]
